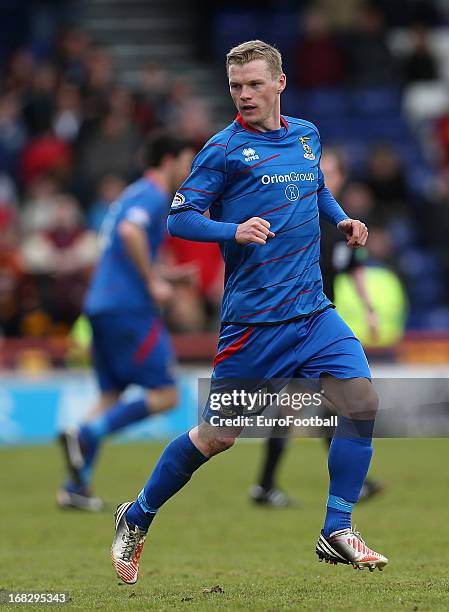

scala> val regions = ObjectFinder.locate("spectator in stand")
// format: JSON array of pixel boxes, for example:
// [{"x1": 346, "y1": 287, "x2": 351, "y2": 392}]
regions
[
  {"x1": 365, "y1": 223, "x2": 395, "y2": 266},
  {"x1": 134, "y1": 63, "x2": 171, "y2": 132},
  {"x1": 0, "y1": 92, "x2": 27, "y2": 179},
  {"x1": 56, "y1": 28, "x2": 90, "y2": 86},
  {"x1": 0, "y1": 204, "x2": 23, "y2": 336},
  {"x1": 87, "y1": 174, "x2": 126, "y2": 233},
  {"x1": 166, "y1": 78, "x2": 213, "y2": 147},
  {"x1": 21, "y1": 193, "x2": 97, "y2": 328},
  {"x1": 0, "y1": 172, "x2": 18, "y2": 211},
  {"x1": 4, "y1": 49, "x2": 35, "y2": 96},
  {"x1": 364, "y1": 144, "x2": 409, "y2": 221},
  {"x1": 0, "y1": 172, "x2": 21, "y2": 335},
  {"x1": 317, "y1": 0, "x2": 364, "y2": 31},
  {"x1": 82, "y1": 45, "x2": 114, "y2": 122},
  {"x1": 403, "y1": 24, "x2": 438, "y2": 84},
  {"x1": 435, "y1": 109, "x2": 449, "y2": 169},
  {"x1": 22, "y1": 63, "x2": 59, "y2": 136},
  {"x1": 293, "y1": 8, "x2": 346, "y2": 89},
  {"x1": 341, "y1": 181, "x2": 375, "y2": 223},
  {"x1": 345, "y1": 3, "x2": 400, "y2": 86},
  {"x1": 21, "y1": 175, "x2": 60, "y2": 235},
  {"x1": 76, "y1": 87, "x2": 142, "y2": 201},
  {"x1": 19, "y1": 127, "x2": 72, "y2": 189},
  {"x1": 423, "y1": 169, "x2": 449, "y2": 296},
  {"x1": 52, "y1": 82, "x2": 83, "y2": 143}
]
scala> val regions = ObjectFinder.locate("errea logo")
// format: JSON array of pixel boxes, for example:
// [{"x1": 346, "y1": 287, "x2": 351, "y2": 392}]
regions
[{"x1": 242, "y1": 147, "x2": 259, "y2": 162}]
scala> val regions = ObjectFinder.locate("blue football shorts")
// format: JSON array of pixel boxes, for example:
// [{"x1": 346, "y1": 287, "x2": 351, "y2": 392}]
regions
[
  {"x1": 203, "y1": 307, "x2": 371, "y2": 422},
  {"x1": 88, "y1": 311, "x2": 175, "y2": 392}
]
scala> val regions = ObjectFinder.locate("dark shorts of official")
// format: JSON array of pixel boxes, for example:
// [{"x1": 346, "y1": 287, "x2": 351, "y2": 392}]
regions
[
  {"x1": 203, "y1": 307, "x2": 371, "y2": 423},
  {"x1": 88, "y1": 311, "x2": 175, "y2": 392}
]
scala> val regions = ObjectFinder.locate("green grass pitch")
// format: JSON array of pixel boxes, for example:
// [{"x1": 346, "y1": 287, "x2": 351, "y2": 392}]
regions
[{"x1": 1, "y1": 438, "x2": 448, "y2": 610}]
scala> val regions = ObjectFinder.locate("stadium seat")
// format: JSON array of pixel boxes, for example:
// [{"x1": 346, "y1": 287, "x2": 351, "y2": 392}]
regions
[
  {"x1": 350, "y1": 88, "x2": 402, "y2": 117},
  {"x1": 398, "y1": 249, "x2": 447, "y2": 307},
  {"x1": 299, "y1": 88, "x2": 351, "y2": 117},
  {"x1": 387, "y1": 219, "x2": 418, "y2": 251},
  {"x1": 212, "y1": 12, "x2": 263, "y2": 60},
  {"x1": 260, "y1": 12, "x2": 299, "y2": 55}
]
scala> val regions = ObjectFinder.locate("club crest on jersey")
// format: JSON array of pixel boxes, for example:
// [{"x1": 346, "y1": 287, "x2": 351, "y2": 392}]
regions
[
  {"x1": 299, "y1": 137, "x2": 315, "y2": 161},
  {"x1": 171, "y1": 192, "x2": 185, "y2": 207},
  {"x1": 242, "y1": 147, "x2": 260, "y2": 162}
]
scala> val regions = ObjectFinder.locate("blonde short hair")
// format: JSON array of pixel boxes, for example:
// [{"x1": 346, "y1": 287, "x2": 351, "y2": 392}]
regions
[{"x1": 226, "y1": 40, "x2": 283, "y2": 78}]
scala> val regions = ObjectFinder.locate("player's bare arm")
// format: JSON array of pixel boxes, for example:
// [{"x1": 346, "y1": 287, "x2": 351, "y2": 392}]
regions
[
  {"x1": 337, "y1": 219, "x2": 368, "y2": 248},
  {"x1": 118, "y1": 219, "x2": 172, "y2": 305},
  {"x1": 235, "y1": 217, "x2": 275, "y2": 245},
  {"x1": 351, "y1": 266, "x2": 379, "y2": 341}
]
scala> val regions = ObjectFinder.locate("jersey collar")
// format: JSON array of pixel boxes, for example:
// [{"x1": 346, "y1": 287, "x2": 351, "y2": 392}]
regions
[{"x1": 235, "y1": 113, "x2": 289, "y2": 133}]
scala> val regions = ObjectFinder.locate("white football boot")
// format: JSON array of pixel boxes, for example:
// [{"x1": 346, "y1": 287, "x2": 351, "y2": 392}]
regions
[
  {"x1": 316, "y1": 527, "x2": 388, "y2": 571},
  {"x1": 111, "y1": 502, "x2": 147, "y2": 584},
  {"x1": 56, "y1": 488, "x2": 106, "y2": 512}
]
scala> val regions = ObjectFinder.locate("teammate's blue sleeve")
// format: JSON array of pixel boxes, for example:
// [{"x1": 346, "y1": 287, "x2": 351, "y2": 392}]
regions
[
  {"x1": 317, "y1": 168, "x2": 349, "y2": 226},
  {"x1": 168, "y1": 209, "x2": 237, "y2": 242}
]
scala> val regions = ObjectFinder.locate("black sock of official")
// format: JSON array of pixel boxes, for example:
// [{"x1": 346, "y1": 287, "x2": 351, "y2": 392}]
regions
[{"x1": 259, "y1": 435, "x2": 289, "y2": 491}]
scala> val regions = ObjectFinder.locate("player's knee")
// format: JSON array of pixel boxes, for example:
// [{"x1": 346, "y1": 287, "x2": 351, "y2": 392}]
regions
[
  {"x1": 192, "y1": 422, "x2": 236, "y2": 457},
  {"x1": 206, "y1": 435, "x2": 236, "y2": 456},
  {"x1": 349, "y1": 385, "x2": 379, "y2": 420},
  {"x1": 145, "y1": 386, "x2": 178, "y2": 414}
]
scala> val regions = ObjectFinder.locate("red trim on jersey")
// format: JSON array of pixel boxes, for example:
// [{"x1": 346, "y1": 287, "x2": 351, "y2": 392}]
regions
[
  {"x1": 258, "y1": 200, "x2": 292, "y2": 216},
  {"x1": 240, "y1": 289, "x2": 313, "y2": 319},
  {"x1": 235, "y1": 154, "x2": 281, "y2": 175},
  {"x1": 244, "y1": 235, "x2": 320, "y2": 271},
  {"x1": 207, "y1": 143, "x2": 226, "y2": 147},
  {"x1": 133, "y1": 319, "x2": 162, "y2": 365},
  {"x1": 213, "y1": 326, "x2": 254, "y2": 368},
  {"x1": 301, "y1": 189, "x2": 318, "y2": 200},
  {"x1": 258, "y1": 189, "x2": 318, "y2": 216},
  {"x1": 235, "y1": 113, "x2": 289, "y2": 133},
  {"x1": 179, "y1": 187, "x2": 219, "y2": 196}
]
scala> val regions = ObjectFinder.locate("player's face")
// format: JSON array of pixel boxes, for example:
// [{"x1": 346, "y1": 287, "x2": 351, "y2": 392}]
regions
[
  {"x1": 228, "y1": 60, "x2": 286, "y2": 131},
  {"x1": 172, "y1": 147, "x2": 195, "y2": 188}
]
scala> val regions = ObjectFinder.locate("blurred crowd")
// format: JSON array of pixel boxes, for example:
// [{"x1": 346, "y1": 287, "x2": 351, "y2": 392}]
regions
[
  {"x1": 1, "y1": 0, "x2": 449, "y2": 342},
  {"x1": 0, "y1": 26, "x2": 219, "y2": 338}
]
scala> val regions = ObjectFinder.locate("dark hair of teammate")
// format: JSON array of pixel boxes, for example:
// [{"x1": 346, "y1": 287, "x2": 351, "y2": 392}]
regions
[{"x1": 144, "y1": 132, "x2": 195, "y2": 168}]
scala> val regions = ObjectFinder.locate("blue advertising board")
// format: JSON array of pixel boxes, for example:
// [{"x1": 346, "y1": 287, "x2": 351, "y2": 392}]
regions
[{"x1": 0, "y1": 370, "x2": 205, "y2": 446}]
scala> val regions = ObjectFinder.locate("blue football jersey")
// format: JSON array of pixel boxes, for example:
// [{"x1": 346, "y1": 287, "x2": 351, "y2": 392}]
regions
[
  {"x1": 85, "y1": 175, "x2": 168, "y2": 315},
  {"x1": 169, "y1": 114, "x2": 347, "y2": 324}
]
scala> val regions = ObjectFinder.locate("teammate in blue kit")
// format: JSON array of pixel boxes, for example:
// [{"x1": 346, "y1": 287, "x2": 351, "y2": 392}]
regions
[
  {"x1": 111, "y1": 41, "x2": 388, "y2": 583},
  {"x1": 57, "y1": 133, "x2": 195, "y2": 511}
]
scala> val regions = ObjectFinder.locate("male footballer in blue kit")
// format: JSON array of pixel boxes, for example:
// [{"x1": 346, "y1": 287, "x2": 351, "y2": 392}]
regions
[
  {"x1": 58, "y1": 133, "x2": 194, "y2": 511},
  {"x1": 111, "y1": 41, "x2": 388, "y2": 584}
]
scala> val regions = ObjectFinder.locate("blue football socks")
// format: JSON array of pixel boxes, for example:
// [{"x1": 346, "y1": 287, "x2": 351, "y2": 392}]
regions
[
  {"x1": 126, "y1": 431, "x2": 208, "y2": 532},
  {"x1": 323, "y1": 416, "x2": 375, "y2": 537},
  {"x1": 74, "y1": 398, "x2": 150, "y2": 489}
]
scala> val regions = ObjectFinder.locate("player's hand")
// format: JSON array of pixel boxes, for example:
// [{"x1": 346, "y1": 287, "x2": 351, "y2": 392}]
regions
[
  {"x1": 337, "y1": 219, "x2": 368, "y2": 248},
  {"x1": 147, "y1": 276, "x2": 173, "y2": 306},
  {"x1": 235, "y1": 217, "x2": 275, "y2": 245}
]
